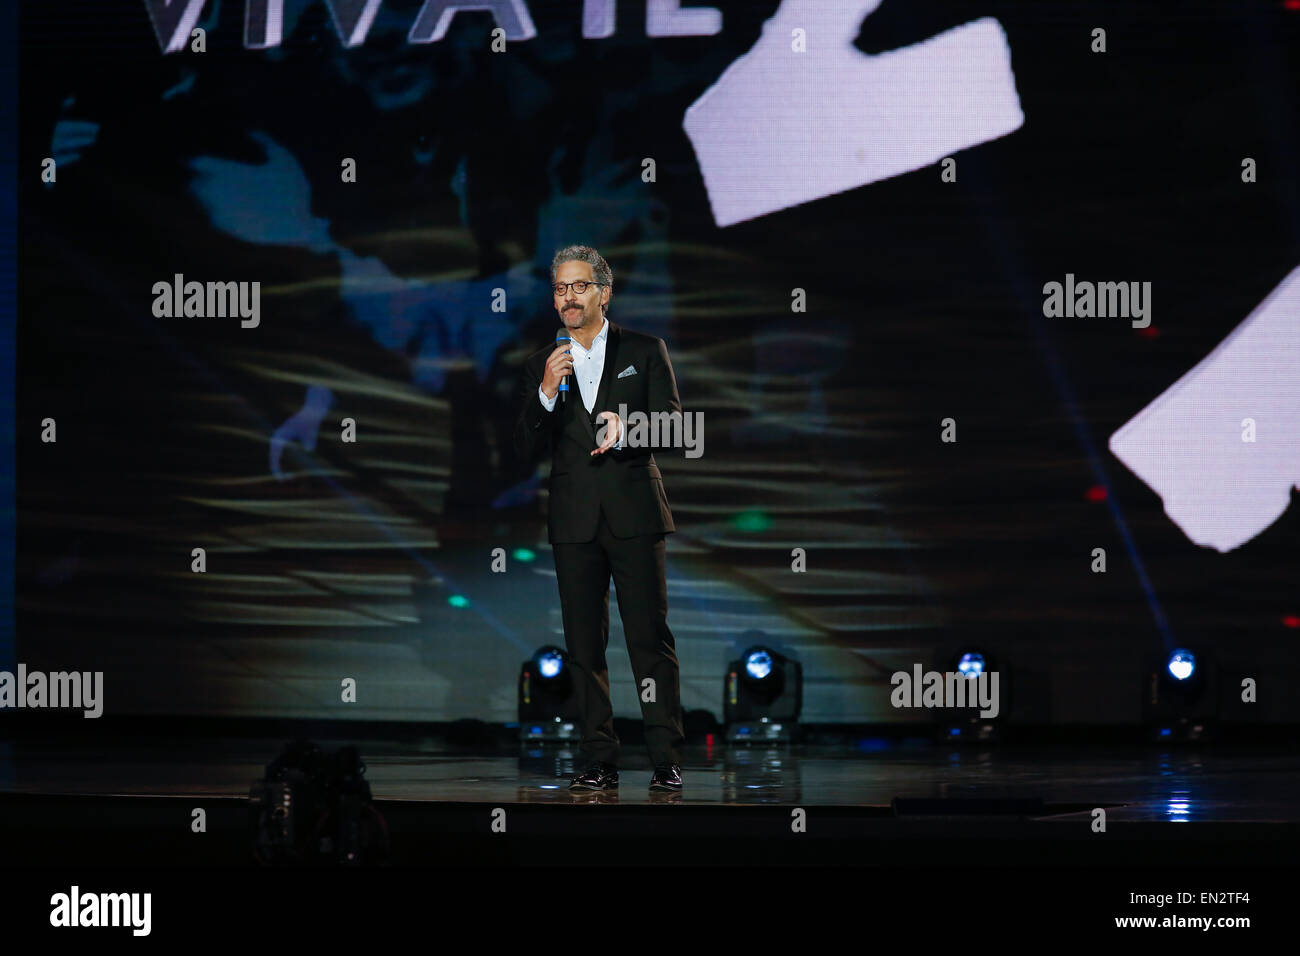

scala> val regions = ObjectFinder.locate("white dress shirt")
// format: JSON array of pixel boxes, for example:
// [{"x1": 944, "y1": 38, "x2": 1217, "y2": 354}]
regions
[{"x1": 538, "y1": 315, "x2": 624, "y2": 448}]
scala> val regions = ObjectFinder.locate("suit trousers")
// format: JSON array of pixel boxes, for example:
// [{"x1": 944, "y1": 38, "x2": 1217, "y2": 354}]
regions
[{"x1": 551, "y1": 506, "x2": 685, "y2": 769}]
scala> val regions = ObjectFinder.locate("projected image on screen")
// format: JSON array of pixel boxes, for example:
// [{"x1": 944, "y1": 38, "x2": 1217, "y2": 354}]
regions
[
  {"x1": 684, "y1": 0, "x2": 1023, "y2": 226},
  {"x1": 1110, "y1": 265, "x2": 1300, "y2": 553}
]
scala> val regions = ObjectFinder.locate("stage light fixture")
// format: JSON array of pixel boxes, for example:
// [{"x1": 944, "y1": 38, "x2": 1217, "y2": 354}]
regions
[
  {"x1": 1144, "y1": 645, "x2": 1216, "y2": 742},
  {"x1": 249, "y1": 739, "x2": 389, "y2": 865},
  {"x1": 725, "y1": 643, "x2": 802, "y2": 743},
  {"x1": 931, "y1": 646, "x2": 1006, "y2": 743},
  {"x1": 518, "y1": 645, "x2": 580, "y2": 742}
]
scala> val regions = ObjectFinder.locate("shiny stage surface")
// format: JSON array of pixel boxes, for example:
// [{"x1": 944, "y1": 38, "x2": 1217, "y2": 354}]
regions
[
  {"x1": 2, "y1": 736, "x2": 1298, "y2": 823},
  {"x1": 4, "y1": 731, "x2": 1299, "y2": 867}
]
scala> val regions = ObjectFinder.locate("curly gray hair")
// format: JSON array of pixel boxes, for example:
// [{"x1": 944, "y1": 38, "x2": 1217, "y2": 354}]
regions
[{"x1": 551, "y1": 245, "x2": 613, "y2": 315}]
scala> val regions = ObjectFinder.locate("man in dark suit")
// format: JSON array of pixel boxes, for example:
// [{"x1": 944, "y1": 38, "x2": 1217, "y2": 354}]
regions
[{"x1": 514, "y1": 245, "x2": 686, "y2": 793}]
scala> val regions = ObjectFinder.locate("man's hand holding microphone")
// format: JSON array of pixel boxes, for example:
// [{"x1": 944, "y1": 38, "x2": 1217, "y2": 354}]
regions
[
  {"x1": 540, "y1": 340, "x2": 573, "y2": 403},
  {"x1": 539, "y1": 336, "x2": 623, "y2": 456}
]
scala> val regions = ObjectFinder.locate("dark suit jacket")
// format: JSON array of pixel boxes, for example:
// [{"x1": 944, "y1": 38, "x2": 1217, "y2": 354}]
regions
[{"x1": 514, "y1": 321, "x2": 680, "y2": 543}]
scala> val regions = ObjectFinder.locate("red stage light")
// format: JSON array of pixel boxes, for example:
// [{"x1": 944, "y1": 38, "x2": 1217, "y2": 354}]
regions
[{"x1": 1086, "y1": 485, "x2": 1107, "y2": 502}]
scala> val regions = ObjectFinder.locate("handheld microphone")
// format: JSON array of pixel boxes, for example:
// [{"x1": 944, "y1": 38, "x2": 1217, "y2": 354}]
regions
[{"x1": 555, "y1": 328, "x2": 570, "y2": 404}]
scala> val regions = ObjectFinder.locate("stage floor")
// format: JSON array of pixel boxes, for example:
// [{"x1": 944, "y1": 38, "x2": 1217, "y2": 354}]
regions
[
  {"x1": 2, "y1": 735, "x2": 1298, "y2": 822},
  {"x1": 3, "y1": 731, "x2": 1298, "y2": 868}
]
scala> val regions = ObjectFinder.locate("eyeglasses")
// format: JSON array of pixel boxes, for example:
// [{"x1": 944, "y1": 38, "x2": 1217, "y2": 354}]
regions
[{"x1": 553, "y1": 280, "x2": 603, "y2": 296}]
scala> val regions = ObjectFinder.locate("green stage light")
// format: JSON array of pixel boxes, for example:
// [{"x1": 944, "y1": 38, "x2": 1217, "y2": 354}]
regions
[{"x1": 731, "y1": 509, "x2": 771, "y2": 532}]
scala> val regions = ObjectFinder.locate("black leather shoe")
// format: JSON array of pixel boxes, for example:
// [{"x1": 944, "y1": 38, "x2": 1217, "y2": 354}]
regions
[
  {"x1": 569, "y1": 761, "x2": 619, "y2": 791},
  {"x1": 649, "y1": 765, "x2": 682, "y2": 792}
]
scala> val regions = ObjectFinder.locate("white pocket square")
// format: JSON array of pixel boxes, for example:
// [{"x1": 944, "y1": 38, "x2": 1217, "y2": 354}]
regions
[{"x1": 617, "y1": 365, "x2": 637, "y2": 379}]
